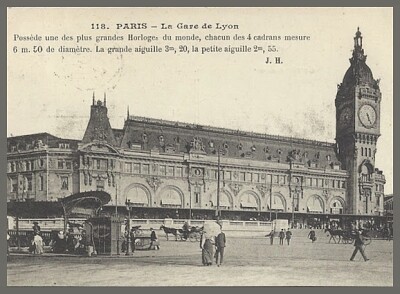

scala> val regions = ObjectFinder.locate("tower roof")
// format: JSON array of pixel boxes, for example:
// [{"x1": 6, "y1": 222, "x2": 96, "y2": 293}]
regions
[{"x1": 341, "y1": 28, "x2": 378, "y2": 89}]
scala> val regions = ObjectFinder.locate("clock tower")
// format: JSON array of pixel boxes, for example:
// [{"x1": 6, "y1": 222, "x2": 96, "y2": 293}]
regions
[{"x1": 335, "y1": 28, "x2": 382, "y2": 215}]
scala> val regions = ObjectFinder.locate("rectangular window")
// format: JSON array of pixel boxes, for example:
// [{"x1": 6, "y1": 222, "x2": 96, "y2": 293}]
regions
[
  {"x1": 125, "y1": 162, "x2": 132, "y2": 173},
  {"x1": 308, "y1": 178, "x2": 312, "y2": 186},
  {"x1": 66, "y1": 161, "x2": 72, "y2": 170},
  {"x1": 27, "y1": 176, "x2": 32, "y2": 191},
  {"x1": 274, "y1": 175, "x2": 279, "y2": 184},
  {"x1": 142, "y1": 164, "x2": 150, "y2": 175},
  {"x1": 96, "y1": 179, "x2": 104, "y2": 191},
  {"x1": 254, "y1": 173, "x2": 260, "y2": 183},
  {"x1": 10, "y1": 162, "x2": 15, "y2": 172},
  {"x1": 239, "y1": 172, "x2": 246, "y2": 182},
  {"x1": 266, "y1": 174, "x2": 272, "y2": 183},
  {"x1": 294, "y1": 195, "x2": 300, "y2": 211},
  {"x1": 31, "y1": 160, "x2": 35, "y2": 170},
  {"x1": 96, "y1": 159, "x2": 101, "y2": 170},
  {"x1": 341, "y1": 181, "x2": 346, "y2": 188},
  {"x1": 26, "y1": 161, "x2": 31, "y2": 171},
  {"x1": 134, "y1": 163, "x2": 141, "y2": 174},
  {"x1": 10, "y1": 177, "x2": 17, "y2": 192},
  {"x1": 336, "y1": 180, "x2": 340, "y2": 188},
  {"x1": 167, "y1": 166, "x2": 174, "y2": 176},
  {"x1": 319, "y1": 179, "x2": 324, "y2": 187},
  {"x1": 225, "y1": 171, "x2": 231, "y2": 180},
  {"x1": 39, "y1": 175, "x2": 44, "y2": 191},
  {"x1": 61, "y1": 176, "x2": 68, "y2": 190},
  {"x1": 213, "y1": 170, "x2": 219, "y2": 180},
  {"x1": 159, "y1": 165, "x2": 166, "y2": 175},
  {"x1": 40, "y1": 159, "x2": 44, "y2": 167},
  {"x1": 175, "y1": 167, "x2": 182, "y2": 177},
  {"x1": 247, "y1": 173, "x2": 252, "y2": 182},
  {"x1": 58, "y1": 160, "x2": 64, "y2": 169},
  {"x1": 280, "y1": 176, "x2": 285, "y2": 185},
  {"x1": 313, "y1": 178, "x2": 318, "y2": 187},
  {"x1": 194, "y1": 186, "x2": 201, "y2": 203}
]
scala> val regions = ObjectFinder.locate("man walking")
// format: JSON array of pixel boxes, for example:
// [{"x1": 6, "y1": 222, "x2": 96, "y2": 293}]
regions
[
  {"x1": 149, "y1": 228, "x2": 160, "y2": 250},
  {"x1": 215, "y1": 229, "x2": 226, "y2": 266},
  {"x1": 266, "y1": 229, "x2": 274, "y2": 245},
  {"x1": 350, "y1": 229, "x2": 369, "y2": 262},
  {"x1": 285, "y1": 229, "x2": 292, "y2": 245},
  {"x1": 279, "y1": 229, "x2": 285, "y2": 245}
]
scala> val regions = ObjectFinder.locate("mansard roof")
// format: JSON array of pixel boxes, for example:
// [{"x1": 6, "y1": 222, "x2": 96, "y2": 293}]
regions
[
  {"x1": 114, "y1": 115, "x2": 340, "y2": 169},
  {"x1": 7, "y1": 132, "x2": 79, "y2": 152}
]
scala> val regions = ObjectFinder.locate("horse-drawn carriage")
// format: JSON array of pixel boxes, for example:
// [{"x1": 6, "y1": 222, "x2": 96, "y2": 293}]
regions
[
  {"x1": 160, "y1": 224, "x2": 203, "y2": 242},
  {"x1": 325, "y1": 228, "x2": 372, "y2": 245}
]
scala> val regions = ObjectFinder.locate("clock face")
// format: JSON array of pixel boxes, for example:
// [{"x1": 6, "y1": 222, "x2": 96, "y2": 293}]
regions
[
  {"x1": 358, "y1": 104, "x2": 377, "y2": 128},
  {"x1": 339, "y1": 107, "x2": 352, "y2": 127}
]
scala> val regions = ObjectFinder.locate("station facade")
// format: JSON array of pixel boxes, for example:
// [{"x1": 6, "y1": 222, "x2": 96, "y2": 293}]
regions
[{"x1": 6, "y1": 29, "x2": 387, "y2": 226}]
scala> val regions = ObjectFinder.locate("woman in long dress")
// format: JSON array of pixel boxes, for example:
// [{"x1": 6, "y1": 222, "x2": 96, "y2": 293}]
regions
[
  {"x1": 33, "y1": 233, "x2": 44, "y2": 255},
  {"x1": 200, "y1": 232, "x2": 214, "y2": 266}
]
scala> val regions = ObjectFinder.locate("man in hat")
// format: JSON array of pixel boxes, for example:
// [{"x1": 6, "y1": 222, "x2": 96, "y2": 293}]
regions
[
  {"x1": 215, "y1": 227, "x2": 226, "y2": 266},
  {"x1": 279, "y1": 229, "x2": 285, "y2": 245},
  {"x1": 32, "y1": 222, "x2": 41, "y2": 235},
  {"x1": 350, "y1": 229, "x2": 369, "y2": 262},
  {"x1": 149, "y1": 228, "x2": 160, "y2": 250}
]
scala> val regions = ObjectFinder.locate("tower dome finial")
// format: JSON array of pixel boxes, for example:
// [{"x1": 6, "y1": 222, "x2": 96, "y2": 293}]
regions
[
  {"x1": 92, "y1": 92, "x2": 95, "y2": 105},
  {"x1": 104, "y1": 92, "x2": 107, "y2": 107}
]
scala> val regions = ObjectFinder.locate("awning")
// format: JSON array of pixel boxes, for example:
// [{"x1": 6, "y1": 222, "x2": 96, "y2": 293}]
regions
[
  {"x1": 219, "y1": 197, "x2": 231, "y2": 207},
  {"x1": 240, "y1": 202, "x2": 258, "y2": 209},
  {"x1": 307, "y1": 198, "x2": 323, "y2": 213},
  {"x1": 271, "y1": 197, "x2": 284, "y2": 210},
  {"x1": 161, "y1": 197, "x2": 182, "y2": 206}
]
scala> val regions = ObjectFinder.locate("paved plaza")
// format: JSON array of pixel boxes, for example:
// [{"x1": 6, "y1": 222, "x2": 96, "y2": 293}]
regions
[{"x1": 7, "y1": 230, "x2": 393, "y2": 286}]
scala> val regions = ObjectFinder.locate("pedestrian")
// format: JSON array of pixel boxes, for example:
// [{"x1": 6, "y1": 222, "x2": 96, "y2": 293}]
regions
[
  {"x1": 285, "y1": 229, "x2": 292, "y2": 245},
  {"x1": 200, "y1": 232, "x2": 214, "y2": 266},
  {"x1": 266, "y1": 229, "x2": 274, "y2": 245},
  {"x1": 350, "y1": 229, "x2": 369, "y2": 262},
  {"x1": 215, "y1": 229, "x2": 226, "y2": 266},
  {"x1": 32, "y1": 221, "x2": 41, "y2": 235},
  {"x1": 308, "y1": 229, "x2": 317, "y2": 243},
  {"x1": 279, "y1": 229, "x2": 285, "y2": 245},
  {"x1": 33, "y1": 233, "x2": 44, "y2": 255},
  {"x1": 7, "y1": 232, "x2": 10, "y2": 257},
  {"x1": 149, "y1": 228, "x2": 160, "y2": 250}
]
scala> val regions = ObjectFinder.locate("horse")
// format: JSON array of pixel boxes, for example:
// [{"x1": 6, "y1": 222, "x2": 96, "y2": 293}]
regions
[
  {"x1": 324, "y1": 228, "x2": 344, "y2": 243},
  {"x1": 160, "y1": 225, "x2": 183, "y2": 241}
]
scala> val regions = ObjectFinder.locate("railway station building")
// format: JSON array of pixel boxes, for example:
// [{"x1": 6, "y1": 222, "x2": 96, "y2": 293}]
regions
[{"x1": 6, "y1": 29, "x2": 387, "y2": 228}]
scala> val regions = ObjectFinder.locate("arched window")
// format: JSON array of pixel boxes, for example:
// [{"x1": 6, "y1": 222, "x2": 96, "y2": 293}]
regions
[{"x1": 330, "y1": 199, "x2": 343, "y2": 214}]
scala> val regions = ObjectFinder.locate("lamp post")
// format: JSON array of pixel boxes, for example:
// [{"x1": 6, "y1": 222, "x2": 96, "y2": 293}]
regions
[
  {"x1": 125, "y1": 199, "x2": 132, "y2": 256},
  {"x1": 216, "y1": 148, "x2": 221, "y2": 219}
]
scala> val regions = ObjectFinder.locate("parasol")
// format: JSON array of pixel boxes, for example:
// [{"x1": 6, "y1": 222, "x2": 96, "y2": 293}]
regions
[{"x1": 203, "y1": 221, "x2": 221, "y2": 237}]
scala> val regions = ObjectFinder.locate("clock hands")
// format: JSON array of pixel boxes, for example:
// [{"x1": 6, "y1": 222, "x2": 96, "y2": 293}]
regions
[{"x1": 366, "y1": 113, "x2": 372, "y2": 124}]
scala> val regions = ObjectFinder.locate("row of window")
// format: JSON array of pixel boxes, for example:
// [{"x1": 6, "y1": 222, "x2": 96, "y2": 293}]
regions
[
  {"x1": 9, "y1": 175, "x2": 69, "y2": 192},
  {"x1": 376, "y1": 184, "x2": 384, "y2": 192},
  {"x1": 9, "y1": 159, "x2": 46, "y2": 172},
  {"x1": 57, "y1": 160, "x2": 72, "y2": 170},
  {"x1": 361, "y1": 147, "x2": 374, "y2": 157}
]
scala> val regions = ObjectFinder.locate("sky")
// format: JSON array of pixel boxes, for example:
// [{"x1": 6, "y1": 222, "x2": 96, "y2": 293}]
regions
[{"x1": 7, "y1": 7, "x2": 393, "y2": 194}]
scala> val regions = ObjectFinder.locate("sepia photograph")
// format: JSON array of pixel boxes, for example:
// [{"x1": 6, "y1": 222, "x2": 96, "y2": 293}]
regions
[{"x1": 6, "y1": 7, "x2": 393, "y2": 286}]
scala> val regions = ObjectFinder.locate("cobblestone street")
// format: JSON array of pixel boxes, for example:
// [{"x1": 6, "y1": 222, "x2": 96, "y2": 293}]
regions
[{"x1": 7, "y1": 231, "x2": 393, "y2": 286}]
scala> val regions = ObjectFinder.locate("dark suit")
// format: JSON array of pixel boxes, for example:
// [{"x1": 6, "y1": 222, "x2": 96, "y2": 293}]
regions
[
  {"x1": 350, "y1": 231, "x2": 368, "y2": 261},
  {"x1": 215, "y1": 232, "x2": 226, "y2": 265}
]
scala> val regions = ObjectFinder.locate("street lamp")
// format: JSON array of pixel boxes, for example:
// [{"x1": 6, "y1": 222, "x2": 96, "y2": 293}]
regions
[
  {"x1": 125, "y1": 199, "x2": 133, "y2": 256},
  {"x1": 216, "y1": 147, "x2": 225, "y2": 220}
]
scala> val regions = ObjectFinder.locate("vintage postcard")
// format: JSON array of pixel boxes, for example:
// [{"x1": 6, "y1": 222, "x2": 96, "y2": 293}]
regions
[{"x1": 6, "y1": 7, "x2": 393, "y2": 286}]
